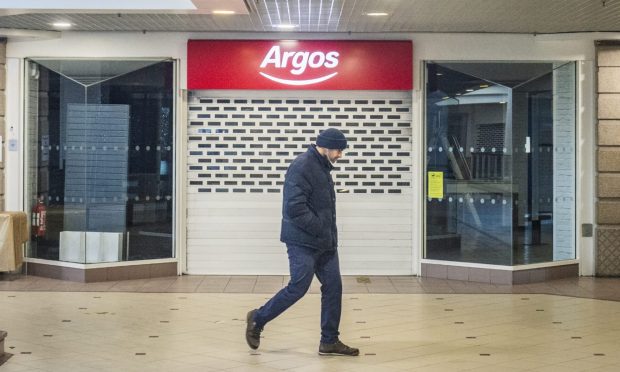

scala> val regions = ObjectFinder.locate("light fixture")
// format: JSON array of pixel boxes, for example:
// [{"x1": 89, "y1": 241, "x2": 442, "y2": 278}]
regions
[
  {"x1": 4, "y1": 0, "x2": 196, "y2": 10},
  {"x1": 499, "y1": 101, "x2": 507, "y2": 104},
  {"x1": 274, "y1": 24, "x2": 298, "y2": 29},
  {"x1": 436, "y1": 73, "x2": 443, "y2": 76},
  {"x1": 466, "y1": 88, "x2": 474, "y2": 92},
  {"x1": 52, "y1": 22, "x2": 72, "y2": 29},
  {"x1": 480, "y1": 84, "x2": 489, "y2": 88},
  {"x1": 212, "y1": 10, "x2": 235, "y2": 14},
  {"x1": 366, "y1": 12, "x2": 388, "y2": 16},
  {"x1": 1, "y1": 1, "x2": 251, "y2": 14}
]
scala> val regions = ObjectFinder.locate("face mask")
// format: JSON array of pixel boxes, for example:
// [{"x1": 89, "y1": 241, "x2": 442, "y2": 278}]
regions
[{"x1": 324, "y1": 153, "x2": 337, "y2": 165}]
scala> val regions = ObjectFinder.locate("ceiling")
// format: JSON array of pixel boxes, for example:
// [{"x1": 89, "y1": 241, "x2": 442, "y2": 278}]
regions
[{"x1": 1, "y1": 0, "x2": 620, "y2": 34}]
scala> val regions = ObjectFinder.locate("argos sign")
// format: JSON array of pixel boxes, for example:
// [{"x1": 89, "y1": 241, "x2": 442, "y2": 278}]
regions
[
  {"x1": 187, "y1": 40, "x2": 412, "y2": 90},
  {"x1": 259, "y1": 46, "x2": 340, "y2": 85}
]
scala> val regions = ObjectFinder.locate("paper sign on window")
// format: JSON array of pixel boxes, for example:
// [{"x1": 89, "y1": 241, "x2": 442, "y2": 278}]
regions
[{"x1": 427, "y1": 171, "x2": 444, "y2": 199}]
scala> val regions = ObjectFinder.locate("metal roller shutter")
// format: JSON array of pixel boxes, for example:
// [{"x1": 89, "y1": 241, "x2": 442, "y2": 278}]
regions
[{"x1": 186, "y1": 91, "x2": 413, "y2": 275}]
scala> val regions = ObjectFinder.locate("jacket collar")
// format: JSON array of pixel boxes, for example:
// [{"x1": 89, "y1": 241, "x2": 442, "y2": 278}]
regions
[{"x1": 309, "y1": 144, "x2": 334, "y2": 172}]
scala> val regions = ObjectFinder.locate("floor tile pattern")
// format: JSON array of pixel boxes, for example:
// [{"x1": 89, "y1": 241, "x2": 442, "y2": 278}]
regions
[{"x1": 1, "y1": 275, "x2": 620, "y2": 371}]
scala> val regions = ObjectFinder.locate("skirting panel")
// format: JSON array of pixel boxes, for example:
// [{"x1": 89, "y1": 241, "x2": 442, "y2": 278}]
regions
[
  {"x1": 23, "y1": 262, "x2": 177, "y2": 283},
  {"x1": 421, "y1": 262, "x2": 578, "y2": 285}
]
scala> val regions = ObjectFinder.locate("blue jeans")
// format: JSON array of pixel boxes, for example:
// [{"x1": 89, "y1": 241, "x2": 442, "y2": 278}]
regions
[{"x1": 253, "y1": 244, "x2": 342, "y2": 344}]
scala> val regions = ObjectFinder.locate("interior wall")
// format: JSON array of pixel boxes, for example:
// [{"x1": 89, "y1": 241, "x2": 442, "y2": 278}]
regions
[
  {"x1": 5, "y1": 31, "x2": 598, "y2": 90},
  {"x1": 0, "y1": 38, "x2": 5, "y2": 210},
  {"x1": 596, "y1": 43, "x2": 620, "y2": 276}
]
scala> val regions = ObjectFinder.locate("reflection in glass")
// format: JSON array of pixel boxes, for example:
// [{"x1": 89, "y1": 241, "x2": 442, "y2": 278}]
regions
[
  {"x1": 425, "y1": 62, "x2": 575, "y2": 265},
  {"x1": 26, "y1": 59, "x2": 175, "y2": 263}
]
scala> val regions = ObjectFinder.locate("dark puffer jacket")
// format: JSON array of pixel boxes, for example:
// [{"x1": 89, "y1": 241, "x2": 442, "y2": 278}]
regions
[{"x1": 280, "y1": 144, "x2": 338, "y2": 251}]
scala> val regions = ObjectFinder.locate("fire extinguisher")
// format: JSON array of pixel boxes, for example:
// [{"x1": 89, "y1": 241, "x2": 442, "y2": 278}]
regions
[{"x1": 31, "y1": 197, "x2": 47, "y2": 238}]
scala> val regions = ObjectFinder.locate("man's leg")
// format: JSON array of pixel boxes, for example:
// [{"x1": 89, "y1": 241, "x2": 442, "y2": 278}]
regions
[
  {"x1": 315, "y1": 250, "x2": 359, "y2": 356},
  {"x1": 314, "y1": 249, "x2": 342, "y2": 344},
  {"x1": 253, "y1": 245, "x2": 316, "y2": 328}
]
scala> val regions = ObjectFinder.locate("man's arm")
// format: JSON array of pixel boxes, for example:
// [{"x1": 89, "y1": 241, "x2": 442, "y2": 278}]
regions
[{"x1": 283, "y1": 172, "x2": 322, "y2": 237}]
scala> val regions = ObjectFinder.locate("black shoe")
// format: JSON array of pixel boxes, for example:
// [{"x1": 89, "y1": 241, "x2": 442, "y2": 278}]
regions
[
  {"x1": 318, "y1": 340, "x2": 359, "y2": 356},
  {"x1": 245, "y1": 309, "x2": 262, "y2": 350}
]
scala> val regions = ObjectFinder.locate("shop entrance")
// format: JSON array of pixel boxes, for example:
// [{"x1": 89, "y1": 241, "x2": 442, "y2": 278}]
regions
[{"x1": 185, "y1": 91, "x2": 414, "y2": 275}]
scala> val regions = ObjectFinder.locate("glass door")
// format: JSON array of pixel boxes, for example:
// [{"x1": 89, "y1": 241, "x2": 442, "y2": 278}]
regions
[{"x1": 512, "y1": 78, "x2": 553, "y2": 264}]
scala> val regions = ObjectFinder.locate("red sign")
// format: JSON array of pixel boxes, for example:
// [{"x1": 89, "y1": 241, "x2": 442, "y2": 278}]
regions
[{"x1": 187, "y1": 40, "x2": 412, "y2": 90}]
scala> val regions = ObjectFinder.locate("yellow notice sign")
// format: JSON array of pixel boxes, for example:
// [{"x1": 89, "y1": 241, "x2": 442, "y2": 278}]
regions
[{"x1": 427, "y1": 171, "x2": 444, "y2": 199}]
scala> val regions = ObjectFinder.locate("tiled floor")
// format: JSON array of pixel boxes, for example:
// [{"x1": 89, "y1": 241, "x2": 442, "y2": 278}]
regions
[
  {"x1": 1, "y1": 275, "x2": 620, "y2": 371},
  {"x1": 2, "y1": 275, "x2": 620, "y2": 301}
]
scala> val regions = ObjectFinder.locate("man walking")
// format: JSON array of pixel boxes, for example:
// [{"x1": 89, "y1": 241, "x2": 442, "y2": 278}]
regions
[{"x1": 245, "y1": 128, "x2": 359, "y2": 356}]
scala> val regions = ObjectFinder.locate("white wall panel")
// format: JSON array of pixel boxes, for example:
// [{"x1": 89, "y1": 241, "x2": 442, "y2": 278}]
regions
[
  {"x1": 553, "y1": 63, "x2": 577, "y2": 260},
  {"x1": 186, "y1": 91, "x2": 413, "y2": 275}
]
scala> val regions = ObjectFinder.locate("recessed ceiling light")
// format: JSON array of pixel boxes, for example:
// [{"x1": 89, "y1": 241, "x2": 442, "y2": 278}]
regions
[
  {"x1": 52, "y1": 22, "x2": 72, "y2": 29},
  {"x1": 212, "y1": 10, "x2": 235, "y2": 14},
  {"x1": 436, "y1": 73, "x2": 443, "y2": 76},
  {"x1": 366, "y1": 12, "x2": 388, "y2": 16},
  {"x1": 466, "y1": 89, "x2": 474, "y2": 92},
  {"x1": 4, "y1": 0, "x2": 196, "y2": 10},
  {"x1": 480, "y1": 84, "x2": 489, "y2": 88},
  {"x1": 274, "y1": 24, "x2": 298, "y2": 29}
]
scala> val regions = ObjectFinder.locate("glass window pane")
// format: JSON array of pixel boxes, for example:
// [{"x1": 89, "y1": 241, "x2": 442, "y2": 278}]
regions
[
  {"x1": 25, "y1": 59, "x2": 175, "y2": 263},
  {"x1": 425, "y1": 62, "x2": 575, "y2": 266}
]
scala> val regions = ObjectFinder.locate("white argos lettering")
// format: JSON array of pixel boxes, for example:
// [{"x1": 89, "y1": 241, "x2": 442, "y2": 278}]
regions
[
  {"x1": 260, "y1": 45, "x2": 340, "y2": 74},
  {"x1": 324, "y1": 51, "x2": 339, "y2": 68},
  {"x1": 291, "y1": 52, "x2": 310, "y2": 75},
  {"x1": 260, "y1": 46, "x2": 282, "y2": 68},
  {"x1": 281, "y1": 51, "x2": 296, "y2": 67},
  {"x1": 308, "y1": 51, "x2": 326, "y2": 68}
]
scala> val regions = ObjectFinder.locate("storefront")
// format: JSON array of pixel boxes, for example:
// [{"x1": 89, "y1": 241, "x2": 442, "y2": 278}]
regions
[
  {"x1": 423, "y1": 61, "x2": 579, "y2": 283},
  {"x1": 1, "y1": 32, "x2": 597, "y2": 282},
  {"x1": 185, "y1": 40, "x2": 413, "y2": 274},
  {"x1": 19, "y1": 58, "x2": 179, "y2": 281}
]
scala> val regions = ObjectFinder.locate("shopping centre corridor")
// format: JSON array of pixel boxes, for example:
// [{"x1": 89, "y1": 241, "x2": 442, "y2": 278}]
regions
[{"x1": 1, "y1": 275, "x2": 620, "y2": 371}]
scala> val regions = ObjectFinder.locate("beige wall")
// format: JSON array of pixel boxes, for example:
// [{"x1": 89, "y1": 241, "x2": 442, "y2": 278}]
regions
[
  {"x1": 596, "y1": 44, "x2": 620, "y2": 276},
  {"x1": 0, "y1": 38, "x2": 5, "y2": 211}
]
